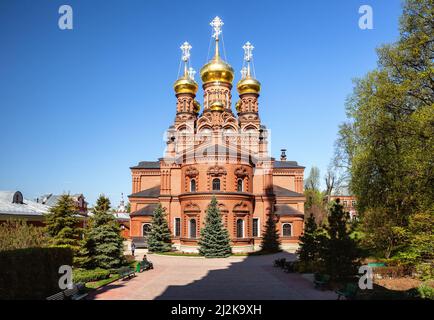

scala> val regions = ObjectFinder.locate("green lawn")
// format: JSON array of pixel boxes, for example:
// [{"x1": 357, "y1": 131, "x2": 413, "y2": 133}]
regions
[{"x1": 85, "y1": 274, "x2": 120, "y2": 290}]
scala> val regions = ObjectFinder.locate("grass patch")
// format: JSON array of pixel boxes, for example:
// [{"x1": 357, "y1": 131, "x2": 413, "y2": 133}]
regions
[
  {"x1": 154, "y1": 251, "x2": 202, "y2": 257},
  {"x1": 85, "y1": 274, "x2": 120, "y2": 290}
]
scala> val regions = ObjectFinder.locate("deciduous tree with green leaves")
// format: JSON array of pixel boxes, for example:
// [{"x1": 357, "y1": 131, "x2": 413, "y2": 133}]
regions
[
  {"x1": 198, "y1": 197, "x2": 232, "y2": 257},
  {"x1": 0, "y1": 219, "x2": 47, "y2": 250},
  {"x1": 335, "y1": 0, "x2": 434, "y2": 259}
]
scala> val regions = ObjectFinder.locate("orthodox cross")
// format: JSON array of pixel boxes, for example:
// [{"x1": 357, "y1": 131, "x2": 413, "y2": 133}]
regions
[
  {"x1": 210, "y1": 16, "x2": 224, "y2": 40},
  {"x1": 188, "y1": 67, "x2": 196, "y2": 80},
  {"x1": 180, "y1": 41, "x2": 192, "y2": 62},
  {"x1": 243, "y1": 41, "x2": 254, "y2": 62}
]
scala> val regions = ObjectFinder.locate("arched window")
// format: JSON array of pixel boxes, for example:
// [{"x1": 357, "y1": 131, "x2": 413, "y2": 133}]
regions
[
  {"x1": 12, "y1": 191, "x2": 23, "y2": 204},
  {"x1": 212, "y1": 178, "x2": 220, "y2": 191},
  {"x1": 237, "y1": 179, "x2": 243, "y2": 192},
  {"x1": 236, "y1": 219, "x2": 244, "y2": 238},
  {"x1": 190, "y1": 179, "x2": 196, "y2": 192},
  {"x1": 142, "y1": 223, "x2": 152, "y2": 237},
  {"x1": 189, "y1": 219, "x2": 197, "y2": 239},
  {"x1": 282, "y1": 223, "x2": 292, "y2": 237}
]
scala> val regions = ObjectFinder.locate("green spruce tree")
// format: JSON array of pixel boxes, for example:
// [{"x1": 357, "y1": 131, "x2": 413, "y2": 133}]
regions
[
  {"x1": 147, "y1": 204, "x2": 172, "y2": 253},
  {"x1": 198, "y1": 197, "x2": 231, "y2": 258},
  {"x1": 320, "y1": 199, "x2": 360, "y2": 280},
  {"x1": 79, "y1": 195, "x2": 125, "y2": 269},
  {"x1": 260, "y1": 213, "x2": 281, "y2": 253},
  {"x1": 297, "y1": 214, "x2": 318, "y2": 265},
  {"x1": 44, "y1": 194, "x2": 81, "y2": 254}
]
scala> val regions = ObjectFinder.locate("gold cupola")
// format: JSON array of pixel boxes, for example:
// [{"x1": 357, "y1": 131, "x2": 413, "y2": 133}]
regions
[
  {"x1": 174, "y1": 42, "x2": 198, "y2": 95},
  {"x1": 200, "y1": 17, "x2": 234, "y2": 85},
  {"x1": 174, "y1": 74, "x2": 198, "y2": 95},
  {"x1": 237, "y1": 42, "x2": 260, "y2": 95}
]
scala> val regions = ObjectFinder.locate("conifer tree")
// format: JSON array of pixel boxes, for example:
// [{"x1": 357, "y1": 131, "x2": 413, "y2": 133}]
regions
[
  {"x1": 147, "y1": 204, "x2": 172, "y2": 253},
  {"x1": 44, "y1": 194, "x2": 81, "y2": 254},
  {"x1": 297, "y1": 214, "x2": 318, "y2": 263},
  {"x1": 198, "y1": 197, "x2": 231, "y2": 258},
  {"x1": 320, "y1": 199, "x2": 360, "y2": 280},
  {"x1": 260, "y1": 213, "x2": 281, "y2": 253},
  {"x1": 79, "y1": 195, "x2": 125, "y2": 269}
]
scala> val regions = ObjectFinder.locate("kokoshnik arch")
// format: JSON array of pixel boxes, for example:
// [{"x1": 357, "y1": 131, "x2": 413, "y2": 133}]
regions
[{"x1": 128, "y1": 17, "x2": 306, "y2": 253}]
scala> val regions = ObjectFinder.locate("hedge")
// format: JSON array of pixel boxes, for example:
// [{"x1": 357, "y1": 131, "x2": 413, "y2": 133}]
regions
[
  {"x1": 0, "y1": 246, "x2": 73, "y2": 300},
  {"x1": 73, "y1": 268, "x2": 110, "y2": 283}
]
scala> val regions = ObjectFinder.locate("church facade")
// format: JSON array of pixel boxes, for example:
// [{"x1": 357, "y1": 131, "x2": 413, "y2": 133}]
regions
[{"x1": 128, "y1": 17, "x2": 305, "y2": 252}]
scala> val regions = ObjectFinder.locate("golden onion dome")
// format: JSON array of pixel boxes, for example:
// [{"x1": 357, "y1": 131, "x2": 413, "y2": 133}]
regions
[
  {"x1": 237, "y1": 76, "x2": 261, "y2": 95},
  {"x1": 209, "y1": 101, "x2": 225, "y2": 112},
  {"x1": 200, "y1": 56, "x2": 234, "y2": 85},
  {"x1": 173, "y1": 76, "x2": 198, "y2": 95}
]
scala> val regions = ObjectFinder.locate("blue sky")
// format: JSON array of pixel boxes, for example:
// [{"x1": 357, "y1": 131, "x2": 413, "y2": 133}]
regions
[{"x1": 0, "y1": 0, "x2": 403, "y2": 206}]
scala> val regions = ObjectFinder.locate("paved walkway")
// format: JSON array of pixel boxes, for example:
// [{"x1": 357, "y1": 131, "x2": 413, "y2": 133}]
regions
[{"x1": 89, "y1": 252, "x2": 337, "y2": 300}]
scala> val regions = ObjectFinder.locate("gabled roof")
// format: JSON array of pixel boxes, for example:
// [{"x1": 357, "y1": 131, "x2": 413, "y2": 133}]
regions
[
  {"x1": 128, "y1": 185, "x2": 160, "y2": 198},
  {"x1": 130, "y1": 203, "x2": 159, "y2": 217},
  {"x1": 273, "y1": 185, "x2": 304, "y2": 197},
  {"x1": 273, "y1": 161, "x2": 305, "y2": 169},
  {"x1": 275, "y1": 204, "x2": 304, "y2": 217},
  {"x1": 36, "y1": 193, "x2": 87, "y2": 207},
  {"x1": 130, "y1": 161, "x2": 160, "y2": 169}
]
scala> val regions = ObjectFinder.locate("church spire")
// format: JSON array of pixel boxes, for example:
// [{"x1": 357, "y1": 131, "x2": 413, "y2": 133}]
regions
[
  {"x1": 180, "y1": 41, "x2": 193, "y2": 78},
  {"x1": 210, "y1": 16, "x2": 223, "y2": 59},
  {"x1": 174, "y1": 41, "x2": 198, "y2": 96},
  {"x1": 200, "y1": 17, "x2": 234, "y2": 87},
  {"x1": 174, "y1": 41, "x2": 200, "y2": 115},
  {"x1": 237, "y1": 41, "x2": 261, "y2": 97},
  {"x1": 242, "y1": 41, "x2": 254, "y2": 78}
]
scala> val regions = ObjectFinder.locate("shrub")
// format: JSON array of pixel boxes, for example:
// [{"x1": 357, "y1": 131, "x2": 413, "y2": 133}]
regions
[
  {"x1": 417, "y1": 282, "x2": 434, "y2": 300},
  {"x1": 72, "y1": 268, "x2": 110, "y2": 283},
  {"x1": 0, "y1": 247, "x2": 73, "y2": 299},
  {"x1": 0, "y1": 220, "x2": 47, "y2": 250},
  {"x1": 123, "y1": 254, "x2": 136, "y2": 266},
  {"x1": 415, "y1": 262, "x2": 434, "y2": 281},
  {"x1": 372, "y1": 265, "x2": 413, "y2": 279}
]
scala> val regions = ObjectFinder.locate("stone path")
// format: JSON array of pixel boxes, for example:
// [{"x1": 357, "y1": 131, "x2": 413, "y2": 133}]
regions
[{"x1": 89, "y1": 252, "x2": 338, "y2": 300}]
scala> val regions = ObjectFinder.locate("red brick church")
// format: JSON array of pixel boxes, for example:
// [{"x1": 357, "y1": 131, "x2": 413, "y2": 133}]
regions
[{"x1": 128, "y1": 17, "x2": 305, "y2": 252}]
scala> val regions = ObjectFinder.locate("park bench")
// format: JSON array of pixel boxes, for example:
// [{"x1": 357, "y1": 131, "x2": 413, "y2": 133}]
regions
[
  {"x1": 335, "y1": 283, "x2": 358, "y2": 300},
  {"x1": 273, "y1": 258, "x2": 286, "y2": 268},
  {"x1": 46, "y1": 283, "x2": 88, "y2": 300},
  {"x1": 64, "y1": 283, "x2": 88, "y2": 300},
  {"x1": 136, "y1": 260, "x2": 153, "y2": 273},
  {"x1": 313, "y1": 274, "x2": 331, "y2": 290},
  {"x1": 118, "y1": 266, "x2": 135, "y2": 280},
  {"x1": 131, "y1": 237, "x2": 148, "y2": 249}
]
